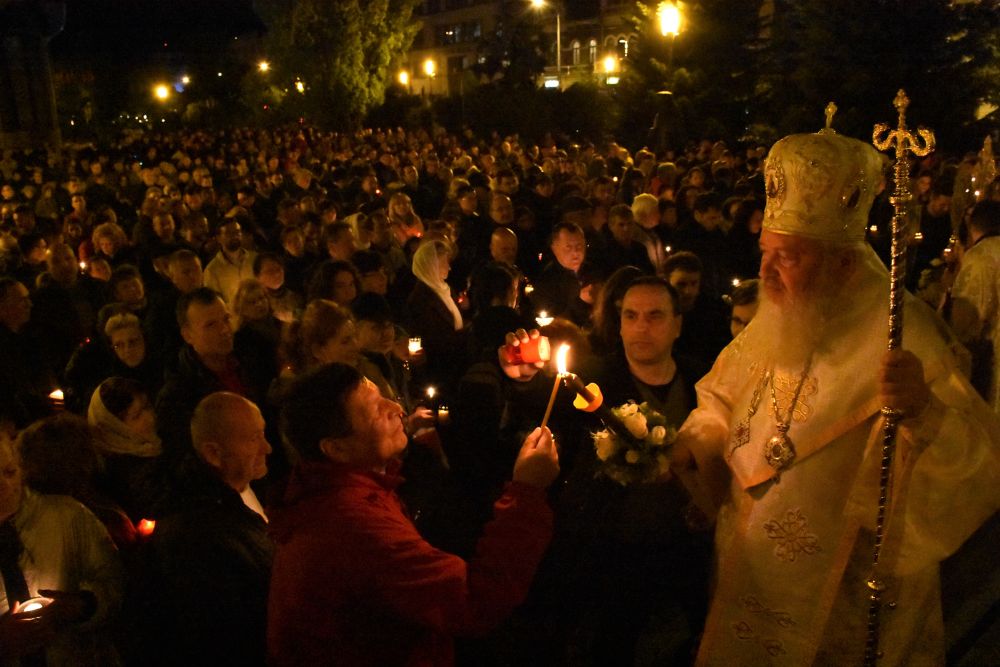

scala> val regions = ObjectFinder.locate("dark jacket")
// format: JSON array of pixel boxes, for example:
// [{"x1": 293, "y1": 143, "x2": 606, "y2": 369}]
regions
[
  {"x1": 405, "y1": 280, "x2": 466, "y2": 391},
  {"x1": 143, "y1": 459, "x2": 274, "y2": 666},
  {"x1": 155, "y1": 344, "x2": 270, "y2": 466},
  {"x1": 531, "y1": 261, "x2": 590, "y2": 327}
]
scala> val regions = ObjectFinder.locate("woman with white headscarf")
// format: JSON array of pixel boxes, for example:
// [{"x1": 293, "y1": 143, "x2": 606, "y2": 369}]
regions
[{"x1": 406, "y1": 239, "x2": 466, "y2": 389}]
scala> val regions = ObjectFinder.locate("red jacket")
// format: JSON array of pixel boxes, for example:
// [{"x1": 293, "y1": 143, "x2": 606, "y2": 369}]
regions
[{"x1": 266, "y1": 460, "x2": 553, "y2": 666}]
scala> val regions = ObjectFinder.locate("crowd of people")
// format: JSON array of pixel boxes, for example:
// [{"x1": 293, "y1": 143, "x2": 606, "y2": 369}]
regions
[{"x1": 0, "y1": 121, "x2": 998, "y2": 666}]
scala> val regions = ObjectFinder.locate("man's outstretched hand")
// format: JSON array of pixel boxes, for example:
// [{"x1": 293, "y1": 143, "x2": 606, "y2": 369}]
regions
[{"x1": 498, "y1": 328, "x2": 547, "y2": 381}]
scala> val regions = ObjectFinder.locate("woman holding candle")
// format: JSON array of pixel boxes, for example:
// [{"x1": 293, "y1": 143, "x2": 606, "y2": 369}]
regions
[{"x1": 405, "y1": 240, "x2": 466, "y2": 391}]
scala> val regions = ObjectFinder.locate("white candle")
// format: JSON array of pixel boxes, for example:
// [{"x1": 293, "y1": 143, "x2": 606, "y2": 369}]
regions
[{"x1": 408, "y1": 337, "x2": 422, "y2": 354}]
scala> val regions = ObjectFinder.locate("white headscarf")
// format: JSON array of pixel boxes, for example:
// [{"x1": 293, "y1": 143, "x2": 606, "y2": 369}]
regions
[
  {"x1": 87, "y1": 385, "x2": 162, "y2": 458},
  {"x1": 411, "y1": 240, "x2": 463, "y2": 330}
]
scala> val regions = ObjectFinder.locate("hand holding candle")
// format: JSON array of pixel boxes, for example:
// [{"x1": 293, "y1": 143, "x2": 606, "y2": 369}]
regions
[{"x1": 499, "y1": 329, "x2": 549, "y2": 381}]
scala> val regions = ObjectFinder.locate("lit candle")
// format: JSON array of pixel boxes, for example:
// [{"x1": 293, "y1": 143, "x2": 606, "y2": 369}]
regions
[
  {"x1": 914, "y1": 231, "x2": 924, "y2": 242},
  {"x1": 731, "y1": 277, "x2": 741, "y2": 288},
  {"x1": 79, "y1": 260, "x2": 87, "y2": 271},
  {"x1": 408, "y1": 337, "x2": 422, "y2": 354},
  {"x1": 16, "y1": 596, "x2": 52, "y2": 615},
  {"x1": 524, "y1": 283, "x2": 534, "y2": 294},
  {"x1": 535, "y1": 311, "x2": 554, "y2": 327},
  {"x1": 664, "y1": 245, "x2": 672, "y2": 254},
  {"x1": 48, "y1": 388, "x2": 64, "y2": 403},
  {"x1": 137, "y1": 518, "x2": 156, "y2": 537},
  {"x1": 426, "y1": 386, "x2": 436, "y2": 400},
  {"x1": 539, "y1": 344, "x2": 569, "y2": 431},
  {"x1": 437, "y1": 404, "x2": 450, "y2": 424}
]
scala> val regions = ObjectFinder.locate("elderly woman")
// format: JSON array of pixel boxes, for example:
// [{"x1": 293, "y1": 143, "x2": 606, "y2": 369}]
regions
[
  {"x1": 89, "y1": 222, "x2": 135, "y2": 268},
  {"x1": 405, "y1": 239, "x2": 466, "y2": 389},
  {"x1": 64, "y1": 309, "x2": 162, "y2": 412},
  {"x1": 87, "y1": 377, "x2": 164, "y2": 522},
  {"x1": 233, "y1": 278, "x2": 281, "y2": 384}
]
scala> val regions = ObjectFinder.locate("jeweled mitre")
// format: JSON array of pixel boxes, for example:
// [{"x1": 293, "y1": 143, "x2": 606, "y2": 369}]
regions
[{"x1": 763, "y1": 130, "x2": 884, "y2": 242}]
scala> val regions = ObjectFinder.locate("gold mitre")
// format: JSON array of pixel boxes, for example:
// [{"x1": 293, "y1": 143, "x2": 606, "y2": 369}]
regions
[{"x1": 763, "y1": 111, "x2": 884, "y2": 243}]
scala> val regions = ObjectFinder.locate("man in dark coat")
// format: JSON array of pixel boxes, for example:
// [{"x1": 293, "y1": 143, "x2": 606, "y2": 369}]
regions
[
  {"x1": 144, "y1": 393, "x2": 274, "y2": 666},
  {"x1": 532, "y1": 222, "x2": 591, "y2": 327}
]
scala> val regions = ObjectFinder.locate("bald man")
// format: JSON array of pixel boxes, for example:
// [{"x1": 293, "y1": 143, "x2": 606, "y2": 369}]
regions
[
  {"x1": 146, "y1": 393, "x2": 274, "y2": 666},
  {"x1": 489, "y1": 226, "x2": 519, "y2": 266}
]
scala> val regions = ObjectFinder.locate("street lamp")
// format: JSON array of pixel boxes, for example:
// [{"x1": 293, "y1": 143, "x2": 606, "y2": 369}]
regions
[
  {"x1": 422, "y1": 59, "x2": 436, "y2": 78},
  {"x1": 258, "y1": 60, "x2": 271, "y2": 73},
  {"x1": 294, "y1": 79, "x2": 305, "y2": 94},
  {"x1": 657, "y1": 2, "x2": 681, "y2": 69},
  {"x1": 530, "y1": 0, "x2": 562, "y2": 89},
  {"x1": 153, "y1": 84, "x2": 170, "y2": 101},
  {"x1": 398, "y1": 70, "x2": 410, "y2": 87},
  {"x1": 657, "y1": 2, "x2": 681, "y2": 37}
]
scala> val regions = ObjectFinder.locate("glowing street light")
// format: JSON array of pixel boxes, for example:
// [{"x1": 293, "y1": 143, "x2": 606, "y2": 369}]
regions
[
  {"x1": 294, "y1": 79, "x2": 305, "y2": 94},
  {"x1": 422, "y1": 59, "x2": 437, "y2": 77},
  {"x1": 657, "y1": 2, "x2": 681, "y2": 37},
  {"x1": 530, "y1": 0, "x2": 562, "y2": 89},
  {"x1": 258, "y1": 60, "x2": 271, "y2": 73},
  {"x1": 180, "y1": 75, "x2": 190, "y2": 85},
  {"x1": 153, "y1": 84, "x2": 170, "y2": 101},
  {"x1": 398, "y1": 70, "x2": 410, "y2": 86},
  {"x1": 603, "y1": 55, "x2": 618, "y2": 73}
]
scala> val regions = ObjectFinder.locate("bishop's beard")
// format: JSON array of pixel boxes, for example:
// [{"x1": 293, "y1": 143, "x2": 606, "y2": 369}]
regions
[{"x1": 752, "y1": 267, "x2": 847, "y2": 371}]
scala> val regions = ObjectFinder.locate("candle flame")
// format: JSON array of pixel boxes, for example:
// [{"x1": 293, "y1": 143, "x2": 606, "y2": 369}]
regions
[
  {"x1": 137, "y1": 519, "x2": 156, "y2": 536},
  {"x1": 427, "y1": 386, "x2": 436, "y2": 399},
  {"x1": 555, "y1": 343, "x2": 569, "y2": 375}
]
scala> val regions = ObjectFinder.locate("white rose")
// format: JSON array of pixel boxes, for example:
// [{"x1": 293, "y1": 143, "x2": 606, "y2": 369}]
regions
[
  {"x1": 594, "y1": 431, "x2": 617, "y2": 461},
  {"x1": 650, "y1": 425, "x2": 667, "y2": 445},
  {"x1": 621, "y1": 402, "x2": 639, "y2": 417},
  {"x1": 625, "y1": 449, "x2": 641, "y2": 464},
  {"x1": 623, "y1": 412, "x2": 648, "y2": 440}
]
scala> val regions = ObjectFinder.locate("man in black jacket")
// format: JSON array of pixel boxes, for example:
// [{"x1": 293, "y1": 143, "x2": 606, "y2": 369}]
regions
[
  {"x1": 155, "y1": 288, "x2": 273, "y2": 467},
  {"x1": 144, "y1": 392, "x2": 274, "y2": 666},
  {"x1": 531, "y1": 222, "x2": 591, "y2": 327}
]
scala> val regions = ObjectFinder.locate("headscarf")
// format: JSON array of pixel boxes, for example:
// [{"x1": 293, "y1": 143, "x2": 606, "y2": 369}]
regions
[
  {"x1": 87, "y1": 386, "x2": 162, "y2": 458},
  {"x1": 411, "y1": 240, "x2": 463, "y2": 330}
]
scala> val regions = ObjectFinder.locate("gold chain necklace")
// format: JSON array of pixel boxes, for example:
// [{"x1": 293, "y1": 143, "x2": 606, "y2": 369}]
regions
[
  {"x1": 727, "y1": 369, "x2": 771, "y2": 460},
  {"x1": 764, "y1": 357, "x2": 813, "y2": 472}
]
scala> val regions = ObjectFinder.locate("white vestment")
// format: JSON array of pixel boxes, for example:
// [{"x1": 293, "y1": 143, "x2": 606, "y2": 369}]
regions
[
  {"x1": 683, "y1": 249, "x2": 1000, "y2": 666},
  {"x1": 950, "y1": 235, "x2": 1000, "y2": 412}
]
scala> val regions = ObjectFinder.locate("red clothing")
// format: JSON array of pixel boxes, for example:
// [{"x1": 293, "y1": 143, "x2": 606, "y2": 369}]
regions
[{"x1": 266, "y1": 460, "x2": 553, "y2": 666}]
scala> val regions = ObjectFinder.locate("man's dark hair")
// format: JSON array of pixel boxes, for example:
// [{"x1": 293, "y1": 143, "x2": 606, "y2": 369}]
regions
[
  {"x1": 322, "y1": 222, "x2": 353, "y2": 245},
  {"x1": 729, "y1": 278, "x2": 760, "y2": 307},
  {"x1": 608, "y1": 203, "x2": 633, "y2": 223},
  {"x1": 664, "y1": 250, "x2": 703, "y2": 276},
  {"x1": 968, "y1": 200, "x2": 1000, "y2": 235},
  {"x1": 692, "y1": 192, "x2": 722, "y2": 214},
  {"x1": 281, "y1": 363, "x2": 365, "y2": 462},
  {"x1": 176, "y1": 287, "x2": 223, "y2": 328},
  {"x1": 469, "y1": 261, "x2": 519, "y2": 314},
  {"x1": 622, "y1": 275, "x2": 681, "y2": 315},
  {"x1": 351, "y1": 249, "x2": 384, "y2": 276},
  {"x1": 253, "y1": 251, "x2": 284, "y2": 276},
  {"x1": 168, "y1": 248, "x2": 200, "y2": 268},
  {"x1": 549, "y1": 221, "x2": 584, "y2": 245},
  {"x1": 109, "y1": 264, "x2": 142, "y2": 292}
]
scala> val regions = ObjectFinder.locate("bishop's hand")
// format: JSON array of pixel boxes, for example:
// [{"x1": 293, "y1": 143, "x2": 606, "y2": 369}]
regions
[{"x1": 879, "y1": 349, "x2": 930, "y2": 419}]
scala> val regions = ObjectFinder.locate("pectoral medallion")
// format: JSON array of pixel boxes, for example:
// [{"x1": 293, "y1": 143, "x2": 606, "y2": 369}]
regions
[{"x1": 765, "y1": 424, "x2": 796, "y2": 470}]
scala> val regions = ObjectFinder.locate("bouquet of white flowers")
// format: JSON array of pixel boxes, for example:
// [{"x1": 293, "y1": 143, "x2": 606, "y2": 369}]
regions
[{"x1": 592, "y1": 400, "x2": 677, "y2": 485}]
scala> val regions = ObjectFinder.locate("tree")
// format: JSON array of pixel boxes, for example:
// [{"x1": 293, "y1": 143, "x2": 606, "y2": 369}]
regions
[
  {"x1": 252, "y1": 0, "x2": 420, "y2": 127},
  {"x1": 616, "y1": 0, "x2": 766, "y2": 151},
  {"x1": 757, "y1": 0, "x2": 1000, "y2": 147}
]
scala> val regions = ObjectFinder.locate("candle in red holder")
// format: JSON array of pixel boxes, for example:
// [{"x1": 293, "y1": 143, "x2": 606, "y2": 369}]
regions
[{"x1": 502, "y1": 335, "x2": 551, "y2": 366}]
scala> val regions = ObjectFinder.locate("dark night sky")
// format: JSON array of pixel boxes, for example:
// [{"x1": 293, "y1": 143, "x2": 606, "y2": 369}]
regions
[{"x1": 51, "y1": 0, "x2": 264, "y2": 56}]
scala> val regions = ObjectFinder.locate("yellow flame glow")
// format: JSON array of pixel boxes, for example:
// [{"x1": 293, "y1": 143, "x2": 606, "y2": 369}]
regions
[{"x1": 556, "y1": 343, "x2": 569, "y2": 375}]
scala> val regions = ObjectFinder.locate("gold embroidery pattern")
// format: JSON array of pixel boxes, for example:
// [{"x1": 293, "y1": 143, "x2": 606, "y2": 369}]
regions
[
  {"x1": 768, "y1": 372, "x2": 817, "y2": 423},
  {"x1": 763, "y1": 508, "x2": 822, "y2": 562},
  {"x1": 730, "y1": 620, "x2": 787, "y2": 657},
  {"x1": 739, "y1": 595, "x2": 796, "y2": 628}
]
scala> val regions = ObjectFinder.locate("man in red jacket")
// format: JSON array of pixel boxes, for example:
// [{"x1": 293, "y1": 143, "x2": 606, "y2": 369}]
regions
[{"x1": 268, "y1": 363, "x2": 559, "y2": 666}]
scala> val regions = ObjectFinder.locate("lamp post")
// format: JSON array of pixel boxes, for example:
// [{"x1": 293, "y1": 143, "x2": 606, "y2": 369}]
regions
[
  {"x1": 530, "y1": 0, "x2": 561, "y2": 89},
  {"x1": 657, "y1": 1, "x2": 681, "y2": 69}
]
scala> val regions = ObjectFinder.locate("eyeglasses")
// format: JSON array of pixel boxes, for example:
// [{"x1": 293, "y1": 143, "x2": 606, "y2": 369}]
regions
[{"x1": 112, "y1": 336, "x2": 144, "y2": 352}]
